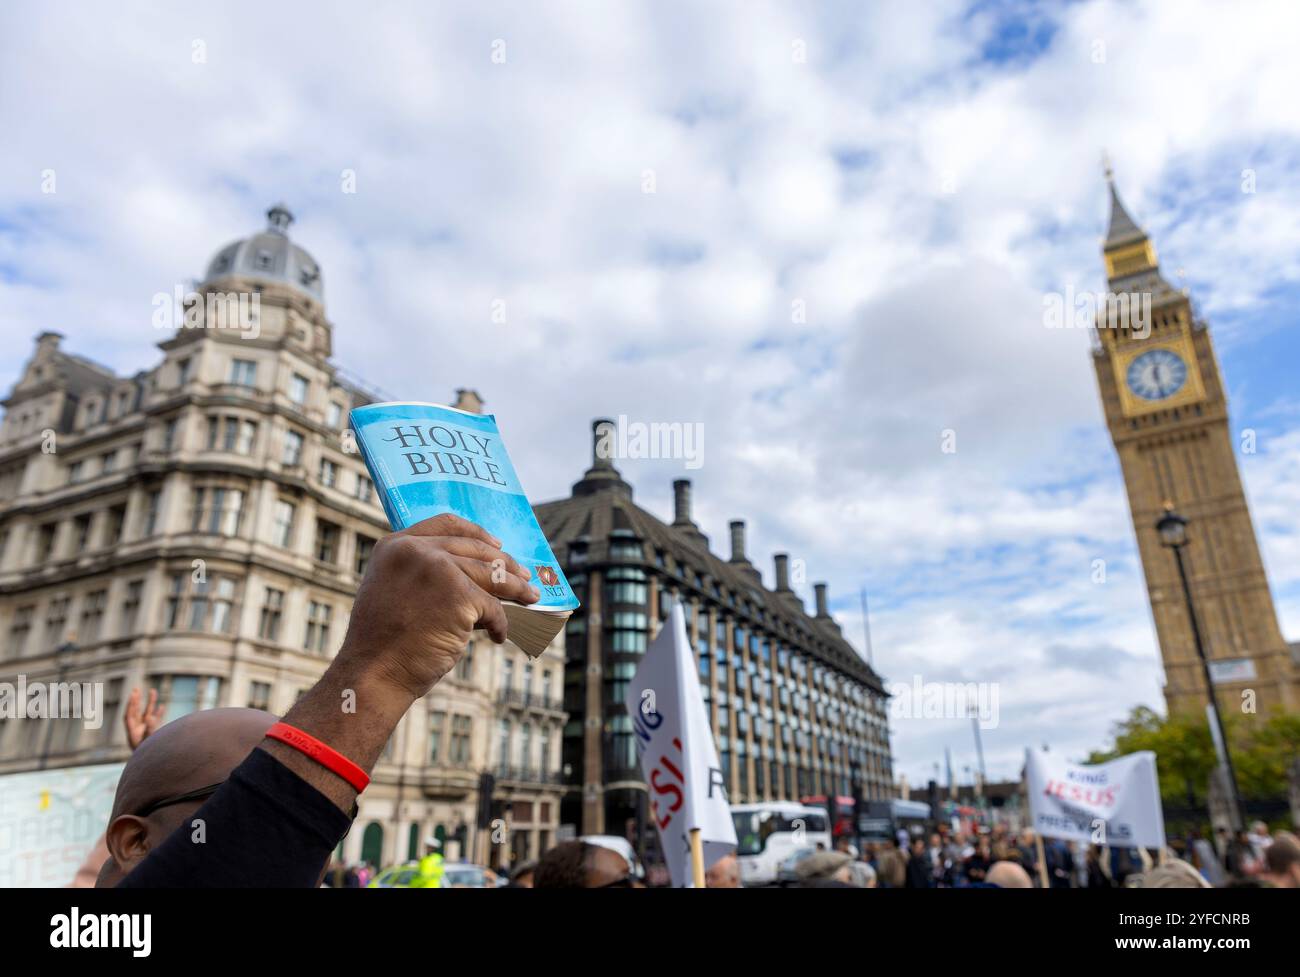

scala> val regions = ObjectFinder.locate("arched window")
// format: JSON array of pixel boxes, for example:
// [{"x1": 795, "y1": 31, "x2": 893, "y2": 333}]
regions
[
  {"x1": 407, "y1": 823, "x2": 420, "y2": 861},
  {"x1": 360, "y1": 822, "x2": 384, "y2": 868}
]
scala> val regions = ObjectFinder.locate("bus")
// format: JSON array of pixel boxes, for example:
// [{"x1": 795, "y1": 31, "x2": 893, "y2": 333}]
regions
[
  {"x1": 857, "y1": 799, "x2": 932, "y2": 844},
  {"x1": 800, "y1": 794, "x2": 857, "y2": 840},
  {"x1": 731, "y1": 802, "x2": 832, "y2": 886}
]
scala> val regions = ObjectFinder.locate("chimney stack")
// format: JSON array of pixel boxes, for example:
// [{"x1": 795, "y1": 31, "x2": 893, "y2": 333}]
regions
[
  {"x1": 673, "y1": 479, "x2": 692, "y2": 525},
  {"x1": 591, "y1": 418, "x2": 615, "y2": 469},
  {"x1": 571, "y1": 417, "x2": 632, "y2": 499},
  {"x1": 729, "y1": 520, "x2": 747, "y2": 563},
  {"x1": 774, "y1": 553, "x2": 790, "y2": 592},
  {"x1": 814, "y1": 582, "x2": 830, "y2": 617}
]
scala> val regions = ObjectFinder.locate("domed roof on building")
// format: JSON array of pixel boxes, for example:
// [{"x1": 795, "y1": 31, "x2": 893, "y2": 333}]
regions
[{"x1": 202, "y1": 204, "x2": 323, "y2": 300}]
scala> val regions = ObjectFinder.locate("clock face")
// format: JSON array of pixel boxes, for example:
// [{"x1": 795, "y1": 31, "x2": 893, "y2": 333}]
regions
[{"x1": 1126, "y1": 348, "x2": 1188, "y2": 401}]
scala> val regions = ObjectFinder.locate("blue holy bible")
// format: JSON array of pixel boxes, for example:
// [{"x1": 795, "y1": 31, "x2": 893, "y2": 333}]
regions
[{"x1": 350, "y1": 401, "x2": 579, "y2": 657}]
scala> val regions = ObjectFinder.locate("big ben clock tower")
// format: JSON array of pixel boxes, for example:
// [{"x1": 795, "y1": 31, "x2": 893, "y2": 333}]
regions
[{"x1": 1093, "y1": 171, "x2": 1298, "y2": 717}]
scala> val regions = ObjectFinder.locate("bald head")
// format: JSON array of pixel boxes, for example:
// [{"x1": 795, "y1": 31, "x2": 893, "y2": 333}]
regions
[
  {"x1": 986, "y1": 860, "x2": 1033, "y2": 888},
  {"x1": 98, "y1": 708, "x2": 276, "y2": 886}
]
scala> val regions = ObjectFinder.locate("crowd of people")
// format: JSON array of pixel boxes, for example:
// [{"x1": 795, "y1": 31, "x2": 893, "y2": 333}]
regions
[{"x1": 364, "y1": 819, "x2": 1300, "y2": 889}]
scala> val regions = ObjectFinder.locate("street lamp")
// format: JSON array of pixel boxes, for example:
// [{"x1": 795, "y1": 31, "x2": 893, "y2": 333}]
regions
[{"x1": 1155, "y1": 503, "x2": 1245, "y2": 831}]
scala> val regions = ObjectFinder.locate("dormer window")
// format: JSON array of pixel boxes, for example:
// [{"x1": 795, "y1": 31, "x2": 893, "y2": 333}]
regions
[{"x1": 254, "y1": 250, "x2": 273, "y2": 271}]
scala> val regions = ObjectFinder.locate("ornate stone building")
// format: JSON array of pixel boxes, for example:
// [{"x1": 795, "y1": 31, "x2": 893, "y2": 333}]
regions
[
  {"x1": 1093, "y1": 176, "x2": 1298, "y2": 716},
  {"x1": 0, "y1": 205, "x2": 566, "y2": 870},
  {"x1": 537, "y1": 423, "x2": 894, "y2": 840}
]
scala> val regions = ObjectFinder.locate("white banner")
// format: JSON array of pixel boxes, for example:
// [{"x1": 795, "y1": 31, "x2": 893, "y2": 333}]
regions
[
  {"x1": 1024, "y1": 748, "x2": 1165, "y2": 850},
  {"x1": 0, "y1": 762, "x2": 124, "y2": 887},
  {"x1": 626, "y1": 599, "x2": 737, "y2": 887}
]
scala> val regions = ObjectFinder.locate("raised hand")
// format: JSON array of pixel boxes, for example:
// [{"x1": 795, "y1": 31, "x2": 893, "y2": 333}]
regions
[{"x1": 123, "y1": 686, "x2": 166, "y2": 750}]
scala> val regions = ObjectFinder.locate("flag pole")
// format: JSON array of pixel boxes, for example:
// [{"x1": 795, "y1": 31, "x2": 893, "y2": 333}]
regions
[
  {"x1": 690, "y1": 828, "x2": 705, "y2": 888},
  {"x1": 1034, "y1": 832, "x2": 1050, "y2": 889}
]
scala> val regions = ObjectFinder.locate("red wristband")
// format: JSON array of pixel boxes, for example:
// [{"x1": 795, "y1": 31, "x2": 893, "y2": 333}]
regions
[{"x1": 265, "y1": 721, "x2": 370, "y2": 793}]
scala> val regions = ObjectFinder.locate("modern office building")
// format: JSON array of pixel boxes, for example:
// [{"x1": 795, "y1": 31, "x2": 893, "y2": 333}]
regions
[{"x1": 536, "y1": 422, "x2": 894, "y2": 840}]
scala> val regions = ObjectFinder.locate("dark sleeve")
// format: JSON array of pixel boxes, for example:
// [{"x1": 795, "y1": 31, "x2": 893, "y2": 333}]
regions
[{"x1": 117, "y1": 747, "x2": 354, "y2": 888}]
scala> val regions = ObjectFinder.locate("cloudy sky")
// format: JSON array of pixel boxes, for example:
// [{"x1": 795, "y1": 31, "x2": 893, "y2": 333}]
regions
[{"x1": 3, "y1": 0, "x2": 1299, "y2": 786}]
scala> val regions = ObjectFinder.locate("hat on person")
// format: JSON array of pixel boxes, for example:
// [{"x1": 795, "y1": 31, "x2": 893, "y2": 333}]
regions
[{"x1": 796, "y1": 850, "x2": 852, "y2": 881}]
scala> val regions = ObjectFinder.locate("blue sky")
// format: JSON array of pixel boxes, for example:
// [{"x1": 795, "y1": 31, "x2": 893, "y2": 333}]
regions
[{"x1": 2, "y1": 0, "x2": 1299, "y2": 787}]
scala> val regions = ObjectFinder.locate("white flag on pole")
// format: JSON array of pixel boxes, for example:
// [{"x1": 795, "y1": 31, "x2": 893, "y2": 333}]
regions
[
  {"x1": 1024, "y1": 748, "x2": 1165, "y2": 849},
  {"x1": 625, "y1": 598, "x2": 737, "y2": 887}
]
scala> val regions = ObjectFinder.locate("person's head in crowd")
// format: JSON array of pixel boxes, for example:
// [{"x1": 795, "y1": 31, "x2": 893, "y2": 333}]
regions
[
  {"x1": 534, "y1": 840, "x2": 635, "y2": 888},
  {"x1": 876, "y1": 847, "x2": 907, "y2": 888},
  {"x1": 1262, "y1": 834, "x2": 1300, "y2": 888},
  {"x1": 848, "y1": 860, "x2": 877, "y2": 888},
  {"x1": 1126, "y1": 858, "x2": 1211, "y2": 889},
  {"x1": 985, "y1": 860, "x2": 1033, "y2": 889},
  {"x1": 705, "y1": 852, "x2": 741, "y2": 888},
  {"x1": 1248, "y1": 821, "x2": 1270, "y2": 840},
  {"x1": 507, "y1": 860, "x2": 537, "y2": 888},
  {"x1": 796, "y1": 850, "x2": 854, "y2": 887},
  {"x1": 97, "y1": 708, "x2": 277, "y2": 887},
  {"x1": 909, "y1": 837, "x2": 926, "y2": 857}
]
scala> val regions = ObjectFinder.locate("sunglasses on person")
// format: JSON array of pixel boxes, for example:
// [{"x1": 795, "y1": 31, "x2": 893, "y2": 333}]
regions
[{"x1": 135, "y1": 782, "x2": 359, "y2": 826}]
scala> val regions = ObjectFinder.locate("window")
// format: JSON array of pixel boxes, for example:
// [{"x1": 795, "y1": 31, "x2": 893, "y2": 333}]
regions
[
  {"x1": 35, "y1": 523, "x2": 57, "y2": 562},
  {"x1": 155, "y1": 675, "x2": 222, "y2": 723},
  {"x1": 166, "y1": 574, "x2": 238, "y2": 633},
  {"x1": 282, "y1": 430, "x2": 305, "y2": 466},
  {"x1": 73, "y1": 514, "x2": 92, "y2": 551},
  {"x1": 326, "y1": 402, "x2": 343, "y2": 429},
  {"x1": 101, "y1": 450, "x2": 117, "y2": 473},
  {"x1": 210, "y1": 578, "x2": 237, "y2": 633},
  {"x1": 45, "y1": 596, "x2": 70, "y2": 649},
  {"x1": 272, "y1": 500, "x2": 296, "y2": 548},
  {"x1": 314, "y1": 520, "x2": 340, "y2": 563},
  {"x1": 79, "y1": 590, "x2": 107, "y2": 643},
  {"x1": 247, "y1": 681, "x2": 272, "y2": 711},
  {"x1": 450, "y1": 716, "x2": 472, "y2": 766},
  {"x1": 428, "y1": 711, "x2": 446, "y2": 762},
  {"x1": 290, "y1": 373, "x2": 309, "y2": 405},
  {"x1": 8, "y1": 605, "x2": 34, "y2": 656},
  {"x1": 177, "y1": 357, "x2": 193, "y2": 385},
  {"x1": 121, "y1": 580, "x2": 143, "y2": 635},
  {"x1": 498, "y1": 719, "x2": 512, "y2": 766},
  {"x1": 518, "y1": 723, "x2": 532, "y2": 769},
  {"x1": 319, "y1": 458, "x2": 338, "y2": 488},
  {"x1": 98, "y1": 679, "x2": 123, "y2": 745},
  {"x1": 68, "y1": 460, "x2": 84, "y2": 484},
  {"x1": 229, "y1": 359, "x2": 257, "y2": 387},
  {"x1": 191, "y1": 487, "x2": 245, "y2": 536},
  {"x1": 304, "y1": 601, "x2": 332, "y2": 652},
  {"x1": 354, "y1": 475, "x2": 373, "y2": 503},
  {"x1": 208, "y1": 416, "x2": 257, "y2": 455},
  {"x1": 161, "y1": 418, "x2": 181, "y2": 452},
  {"x1": 105, "y1": 505, "x2": 126, "y2": 546},
  {"x1": 142, "y1": 491, "x2": 162, "y2": 536},
  {"x1": 259, "y1": 588, "x2": 284, "y2": 641}
]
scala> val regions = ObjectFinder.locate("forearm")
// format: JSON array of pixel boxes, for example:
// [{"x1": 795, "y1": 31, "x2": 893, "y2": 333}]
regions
[{"x1": 258, "y1": 655, "x2": 417, "y2": 814}]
